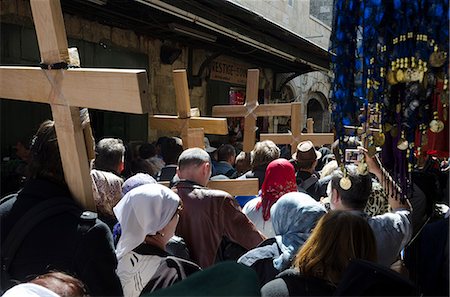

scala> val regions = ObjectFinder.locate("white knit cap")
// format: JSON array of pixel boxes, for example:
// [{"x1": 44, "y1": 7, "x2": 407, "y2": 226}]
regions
[{"x1": 113, "y1": 184, "x2": 180, "y2": 260}]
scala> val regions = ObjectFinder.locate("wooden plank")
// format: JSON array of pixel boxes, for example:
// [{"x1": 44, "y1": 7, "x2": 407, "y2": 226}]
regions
[
  {"x1": 149, "y1": 116, "x2": 228, "y2": 134},
  {"x1": 245, "y1": 69, "x2": 259, "y2": 106},
  {"x1": 300, "y1": 133, "x2": 335, "y2": 146},
  {"x1": 30, "y1": 0, "x2": 69, "y2": 63},
  {"x1": 52, "y1": 105, "x2": 96, "y2": 210},
  {"x1": 254, "y1": 104, "x2": 292, "y2": 116},
  {"x1": 290, "y1": 102, "x2": 302, "y2": 154},
  {"x1": 307, "y1": 118, "x2": 314, "y2": 133},
  {"x1": 183, "y1": 128, "x2": 205, "y2": 149},
  {"x1": 242, "y1": 69, "x2": 259, "y2": 152},
  {"x1": 158, "y1": 178, "x2": 259, "y2": 196},
  {"x1": 260, "y1": 133, "x2": 293, "y2": 144},
  {"x1": 212, "y1": 104, "x2": 291, "y2": 117},
  {"x1": 189, "y1": 117, "x2": 228, "y2": 134},
  {"x1": 243, "y1": 116, "x2": 257, "y2": 152},
  {"x1": 207, "y1": 178, "x2": 259, "y2": 196},
  {"x1": 0, "y1": 67, "x2": 149, "y2": 113},
  {"x1": 173, "y1": 70, "x2": 191, "y2": 118},
  {"x1": 212, "y1": 105, "x2": 247, "y2": 117}
]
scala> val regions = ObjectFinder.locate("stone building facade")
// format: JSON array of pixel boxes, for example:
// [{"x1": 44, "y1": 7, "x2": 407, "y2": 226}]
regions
[
  {"x1": 230, "y1": 0, "x2": 333, "y2": 132},
  {"x1": 0, "y1": 0, "x2": 330, "y2": 158}
]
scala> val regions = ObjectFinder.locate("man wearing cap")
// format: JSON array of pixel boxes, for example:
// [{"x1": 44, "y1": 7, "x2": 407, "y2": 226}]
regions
[{"x1": 292, "y1": 141, "x2": 327, "y2": 200}]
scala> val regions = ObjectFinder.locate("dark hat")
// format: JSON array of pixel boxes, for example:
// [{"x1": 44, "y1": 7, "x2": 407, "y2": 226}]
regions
[{"x1": 292, "y1": 140, "x2": 322, "y2": 161}]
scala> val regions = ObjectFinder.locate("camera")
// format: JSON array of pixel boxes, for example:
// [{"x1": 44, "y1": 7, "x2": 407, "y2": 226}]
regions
[{"x1": 345, "y1": 149, "x2": 362, "y2": 163}]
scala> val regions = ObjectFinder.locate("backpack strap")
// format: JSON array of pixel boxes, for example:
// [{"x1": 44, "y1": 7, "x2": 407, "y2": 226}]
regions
[
  {"x1": 1, "y1": 197, "x2": 81, "y2": 291},
  {"x1": 299, "y1": 175, "x2": 319, "y2": 191}
]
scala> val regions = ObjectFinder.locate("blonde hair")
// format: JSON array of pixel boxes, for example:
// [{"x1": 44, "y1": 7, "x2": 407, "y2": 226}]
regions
[{"x1": 293, "y1": 211, "x2": 377, "y2": 285}]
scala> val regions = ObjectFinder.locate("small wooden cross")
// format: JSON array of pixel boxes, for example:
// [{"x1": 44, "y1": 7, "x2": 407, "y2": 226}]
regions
[
  {"x1": 0, "y1": 0, "x2": 149, "y2": 210},
  {"x1": 149, "y1": 70, "x2": 228, "y2": 149},
  {"x1": 212, "y1": 69, "x2": 292, "y2": 152},
  {"x1": 260, "y1": 102, "x2": 335, "y2": 154}
]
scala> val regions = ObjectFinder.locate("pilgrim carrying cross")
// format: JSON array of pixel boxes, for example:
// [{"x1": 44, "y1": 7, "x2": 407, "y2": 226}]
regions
[
  {"x1": 149, "y1": 70, "x2": 228, "y2": 149},
  {"x1": 212, "y1": 69, "x2": 292, "y2": 152},
  {"x1": 0, "y1": 0, "x2": 149, "y2": 210},
  {"x1": 260, "y1": 102, "x2": 335, "y2": 154}
]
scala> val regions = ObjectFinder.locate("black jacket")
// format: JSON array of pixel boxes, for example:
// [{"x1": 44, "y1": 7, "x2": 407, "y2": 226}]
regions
[{"x1": 0, "y1": 179, "x2": 123, "y2": 296}]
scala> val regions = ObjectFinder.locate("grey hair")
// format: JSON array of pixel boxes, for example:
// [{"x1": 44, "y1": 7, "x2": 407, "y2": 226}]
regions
[
  {"x1": 93, "y1": 138, "x2": 125, "y2": 173},
  {"x1": 178, "y1": 148, "x2": 211, "y2": 170},
  {"x1": 251, "y1": 140, "x2": 280, "y2": 169}
]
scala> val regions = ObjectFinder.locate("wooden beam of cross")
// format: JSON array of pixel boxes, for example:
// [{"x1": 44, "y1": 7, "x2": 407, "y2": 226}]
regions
[
  {"x1": 212, "y1": 69, "x2": 292, "y2": 152},
  {"x1": 0, "y1": 0, "x2": 149, "y2": 210},
  {"x1": 159, "y1": 178, "x2": 259, "y2": 196},
  {"x1": 149, "y1": 70, "x2": 228, "y2": 149},
  {"x1": 260, "y1": 102, "x2": 334, "y2": 154}
]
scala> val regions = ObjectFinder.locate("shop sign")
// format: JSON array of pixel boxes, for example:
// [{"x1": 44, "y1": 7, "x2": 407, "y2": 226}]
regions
[{"x1": 210, "y1": 58, "x2": 250, "y2": 85}]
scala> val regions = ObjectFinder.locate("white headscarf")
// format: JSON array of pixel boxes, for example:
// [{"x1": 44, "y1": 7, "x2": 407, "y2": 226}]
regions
[
  {"x1": 113, "y1": 184, "x2": 180, "y2": 260},
  {"x1": 2, "y1": 283, "x2": 60, "y2": 297}
]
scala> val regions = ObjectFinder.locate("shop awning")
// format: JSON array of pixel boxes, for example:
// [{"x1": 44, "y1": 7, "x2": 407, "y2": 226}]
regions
[{"x1": 62, "y1": 0, "x2": 330, "y2": 74}]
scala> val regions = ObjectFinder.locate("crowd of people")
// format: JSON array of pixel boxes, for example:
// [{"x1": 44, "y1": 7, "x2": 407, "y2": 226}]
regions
[{"x1": 0, "y1": 120, "x2": 448, "y2": 296}]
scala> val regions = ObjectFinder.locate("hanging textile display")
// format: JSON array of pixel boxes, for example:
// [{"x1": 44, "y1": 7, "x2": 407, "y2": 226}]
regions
[{"x1": 330, "y1": 0, "x2": 449, "y2": 199}]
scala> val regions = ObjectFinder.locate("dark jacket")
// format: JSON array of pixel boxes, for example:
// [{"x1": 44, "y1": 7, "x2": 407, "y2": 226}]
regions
[
  {"x1": 238, "y1": 238, "x2": 280, "y2": 287},
  {"x1": 174, "y1": 180, "x2": 265, "y2": 268},
  {"x1": 261, "y1": 269, "x2": 336, "y2": 296},
  {"x1": 296, "y1": 171, "x2": 327, "y2": 201},
  {"x1": 238, "y1": 165, "x2": 267, "y2": 189},
  {"x1": 133, "y1": 244, "x2": 200, "y2": 295},
  {"x1": 0, "y1": 179, "x2": 122, "y2": 296}
]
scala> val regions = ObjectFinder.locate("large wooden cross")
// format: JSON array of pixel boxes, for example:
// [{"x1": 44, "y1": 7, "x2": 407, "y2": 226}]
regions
[
  {"x1": 0, "y1": 0, "x2": 149, "y2": 210},
  {"x1": 260, "y1": 102, "x2": 335, "y2": 154},
  {"x1": 212, "y1": 69, "x2": 292, "y2": 152},
  {"x1": 149, "y1": 70, "x2": 228, "y2": 149}
]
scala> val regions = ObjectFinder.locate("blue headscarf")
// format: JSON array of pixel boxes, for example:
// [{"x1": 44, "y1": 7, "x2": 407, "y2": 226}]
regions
[{"x1": 271, "y1": 192, "x2": 326, "y2": 270}]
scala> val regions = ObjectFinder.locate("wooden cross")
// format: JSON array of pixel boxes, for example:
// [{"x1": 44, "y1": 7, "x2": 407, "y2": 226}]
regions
[
  {"x1": 260, "y1": 102, "x2": 335, "y2": 154},
  {"x1": 159, "y1": 178, "x2": 259, "y2": 196},
  {"x1": 149, "y1": 70, "x2": 228, "y2": 149},
  {"x1": 212, "y1": 69, "x2": 292, "y2": 152},
  {"x1": 0, "y1": 0, "x2": 149, "y2": 210}
]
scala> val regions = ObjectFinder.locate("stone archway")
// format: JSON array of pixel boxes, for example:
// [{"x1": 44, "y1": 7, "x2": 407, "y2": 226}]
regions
[{"x1": 306, "y1": 92, "x2": 330, "y2": 132}]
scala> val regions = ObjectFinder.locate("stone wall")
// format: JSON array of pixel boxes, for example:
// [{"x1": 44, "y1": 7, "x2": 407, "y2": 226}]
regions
[{"x1": 0, "y1": 0, "x2": 209, "y2": 140}]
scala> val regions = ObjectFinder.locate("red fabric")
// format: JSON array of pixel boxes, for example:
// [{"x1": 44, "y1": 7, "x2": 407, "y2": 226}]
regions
[
  {"x1": 256, "y1": 158, "x2": 297, "y2": 221},
  {"x1": 415, "y1": 81, "x2": 449, "y2": 158}
]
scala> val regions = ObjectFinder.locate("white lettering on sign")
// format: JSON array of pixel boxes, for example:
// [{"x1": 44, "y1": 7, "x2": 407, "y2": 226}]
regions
[{"x1": 210, "y1": 58, "x2": 251, "y2": 85}]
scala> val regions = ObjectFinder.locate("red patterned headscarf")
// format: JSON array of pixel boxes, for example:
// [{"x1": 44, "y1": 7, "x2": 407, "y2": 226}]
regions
[{"x1": 256, "y1": 158, "x2": 297, "y2": 221}]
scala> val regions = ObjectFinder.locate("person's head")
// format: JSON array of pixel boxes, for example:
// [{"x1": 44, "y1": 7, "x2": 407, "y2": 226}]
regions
[
  {"x1": 114, "y1": 184, "x2": 182, "y2": 258},
  {"x1": 138, "y1": 143, "x2": 156, "y2": 159},
  {"x1": 161, "y1": 138, "x2": 183, "y2": 165},
  {"x1": 270, "y1": 192, "x2": 326, "y2": 270},
  {"x1": 93, "y1": 138, "x2": 125, "y2": 175},
  {"x1": 329, "y1": 164, "x2": 372, "y2": 211},
  {"x1": 177, "y1": 148, "x2": 211, "y2": 186},
  {"x1": 259, "y1": 158, "x2": 297, "y2": 221},
  {"x1": 217, "y1": 144, "x2": 236, "y2": 165},
  {"x1": 293, "y1": 210, "x2": 377, "y2": 285},
  {"x1": 156, "y1": 136, "x2": 170, "y2": 155},
  {"x1": 122, "y1": 173, "x2": 157, "y2": 196},
  {"x1": 14, "y1": 140, "x2": 31, "y2": 162},
  {"x1": 204, "y1": 137, "x2": 217, "y2": 155},
  {"x1": 251, "y1": 140, "x2": 280, "y2": 170},
  {"x1": 235, "y1": 151, "x2": 251, "y2": 175},
  {"x1": 28, "y1": 120, "x2": 65, "y2": 186},
  {"x1": 30, "y1": 271, "x2": 88, "y2": 297},
  {"x1": 316, "y1": 147, "x2": 332, "y2": 171},
  {"x1": 292, "y1": 141, "x2": 321, "y2": 173}
]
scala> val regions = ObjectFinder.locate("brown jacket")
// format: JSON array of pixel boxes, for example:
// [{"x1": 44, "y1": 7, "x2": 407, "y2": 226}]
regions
[{"x1": 174, "y1": 180, "x2": 264, "y2": 268}]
